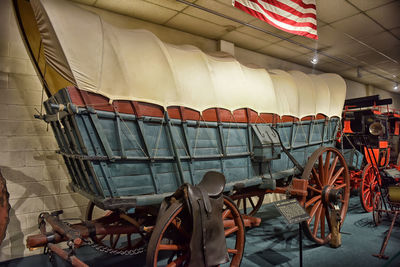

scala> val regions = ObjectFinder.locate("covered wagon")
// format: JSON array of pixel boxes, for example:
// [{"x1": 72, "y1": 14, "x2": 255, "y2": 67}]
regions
[{"x1": 9, "y1": 0, "x2": 349, "y2": 266}]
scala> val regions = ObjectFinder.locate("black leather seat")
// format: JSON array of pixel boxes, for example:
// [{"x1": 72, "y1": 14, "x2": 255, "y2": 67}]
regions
[{"x1": 197, "y1": 171, "x2": 226, "y2": 197}]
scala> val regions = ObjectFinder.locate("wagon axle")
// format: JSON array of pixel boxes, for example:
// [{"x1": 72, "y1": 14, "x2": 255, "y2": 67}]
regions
[{"x1": 322, "y1": 186, "x2": 343, "y2": 205}]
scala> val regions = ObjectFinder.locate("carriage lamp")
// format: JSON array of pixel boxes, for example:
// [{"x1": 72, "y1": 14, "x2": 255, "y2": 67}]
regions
[{"x1": 394, "y1": 83, "x2": 398, "y2": 90}]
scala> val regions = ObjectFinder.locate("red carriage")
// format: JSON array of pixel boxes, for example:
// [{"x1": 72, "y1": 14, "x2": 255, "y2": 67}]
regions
[{"x1": 339, "y1": 95, "x2": 400, "y2": 212}]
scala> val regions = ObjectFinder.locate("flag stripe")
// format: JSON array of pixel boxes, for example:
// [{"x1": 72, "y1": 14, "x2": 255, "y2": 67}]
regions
[
  {"x1": 249, "y1": 0, "x2": 317, "y2": 27},
  {"x1": 289, "y1": 0, "x2": 316, "y2": 9},
  {"x1": 261, "y1": 0, "x2": 316, "y2": 18},
  {"x1": 241, "y1": 0, "x2": 317, "y2": 31},
  {"x1": 235, "y1": 2, "x2": 317, "y2": 39},
  {"x1": 233, "y1": 0, "x2": 318, "y2": 39}
]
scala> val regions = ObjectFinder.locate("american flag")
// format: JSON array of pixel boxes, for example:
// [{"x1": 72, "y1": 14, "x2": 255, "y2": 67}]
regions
[{"x1": 233, "y1": 0, "x2": 318, "y2": 39}]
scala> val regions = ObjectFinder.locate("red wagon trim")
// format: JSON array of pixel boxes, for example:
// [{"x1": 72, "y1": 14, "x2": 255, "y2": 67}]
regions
[{"x1": 67, "y1": 87, "x2": 331, "y2": 123}]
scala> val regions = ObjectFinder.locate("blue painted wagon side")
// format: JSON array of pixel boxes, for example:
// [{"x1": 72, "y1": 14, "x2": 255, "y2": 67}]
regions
[
  {"x1": 342, "y1": 149, "x2": 364, "y2": 170},
  {"x1": 43, "y1": 88, "x2": 340, "y2": 209}
]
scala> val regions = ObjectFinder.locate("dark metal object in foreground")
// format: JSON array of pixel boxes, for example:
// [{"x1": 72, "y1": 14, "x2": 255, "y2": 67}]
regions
[{"x1": 373, "y1": 210, "x2": 399, "y2": 260}]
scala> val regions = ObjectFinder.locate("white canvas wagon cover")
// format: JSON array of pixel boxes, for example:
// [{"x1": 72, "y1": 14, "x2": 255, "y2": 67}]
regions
[{"x1": 30, "y1": 0, "x2": 346, "y2": 118}]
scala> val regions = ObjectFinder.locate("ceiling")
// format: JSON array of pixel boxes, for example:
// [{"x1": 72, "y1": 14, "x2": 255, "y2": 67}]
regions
[{"x1": 71, "y1": 0, "x2": 400, "y2": 93}]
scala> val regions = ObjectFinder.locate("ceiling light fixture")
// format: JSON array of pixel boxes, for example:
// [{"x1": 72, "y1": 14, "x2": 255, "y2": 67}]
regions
[
  {"x1": 394, "y1": 83, "x2": 399, "y2": 90},
  {"x1": 357, "y1": 66, "x2": 362, "y2": 78},
  {"x1": 310, "y1": 55, "x2": 318, "y2": 65}
]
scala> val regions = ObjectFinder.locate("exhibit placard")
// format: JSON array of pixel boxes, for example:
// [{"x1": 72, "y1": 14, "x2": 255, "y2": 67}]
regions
[{"x1": 274, "y1": 199, "x2": 310, "y2": 225}]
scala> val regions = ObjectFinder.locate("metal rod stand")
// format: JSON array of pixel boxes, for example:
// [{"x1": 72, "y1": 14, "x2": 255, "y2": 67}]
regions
[
  {"x1": 373, "y1": 211, "x2": 399, "y2": 260},
  {"x1": 299, "y1": 223, "x2": 303, "y2": 267}
]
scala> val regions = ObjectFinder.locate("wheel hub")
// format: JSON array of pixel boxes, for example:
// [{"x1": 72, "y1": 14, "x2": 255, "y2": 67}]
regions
[{"x1": 322, "y1": 186, "x2": 342, "y2": 205}]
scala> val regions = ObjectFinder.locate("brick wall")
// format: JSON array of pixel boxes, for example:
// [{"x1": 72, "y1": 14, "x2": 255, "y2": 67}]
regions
[
  {"x1": 0, "y1": 0, "x2": 87, "y2": 261},
  {"x1": 0, "y1": 0, "x2": 398, "y2": 262}
]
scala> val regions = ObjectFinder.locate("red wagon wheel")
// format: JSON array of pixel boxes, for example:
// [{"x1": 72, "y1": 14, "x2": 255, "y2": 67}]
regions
[
  {"x1": 372, "y1": 193, "x2": 383, "y2": 226},
  {"x1": 0, "y1": 170, "x2": 10, "y2": 246},
  {"x1": 146, "y1": 196, "x2": 245, "y2": 267},
  {"x1": 85, "y1": 201, "x2": 152, "y2": 251},
  {"x1": 301, "y1": 147, "x2": 350, "y2": 245},
  {"x1": 359, "y1": 164, "x2": 379, "y2": 213},
  {"x1": 230, "y1": 190, "x2": 265, "y2": 216}
]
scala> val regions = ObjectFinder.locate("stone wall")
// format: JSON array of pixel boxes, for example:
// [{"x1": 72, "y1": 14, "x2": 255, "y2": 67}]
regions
[{"x1": 0, "y1": 0, "x2": 87, "y2": 261}]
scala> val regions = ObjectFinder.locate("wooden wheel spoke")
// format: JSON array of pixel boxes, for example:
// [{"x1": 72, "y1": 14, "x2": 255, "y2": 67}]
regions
[
  {"x1": 166, "y1": 253, "x2": 188, "y2": 267},
  {"x1": 171, "y1": 218, "x2": 190, "y2": 239},
  {"x1": 305, "y1": 195, "x2": 321, "y2": 208},
  {"x1": 334, "y1": 183, "x2": 347, "y2": 190},
  {"x1": 109, "y1": 234, "x2": 114, "y2": 247},
  {"x1": 366, "y1": 172, "x2": 373, "y2": 183},
  {"x1": 236, "y1": 199, "x2": 242, "y2": 210},
  {"x1": 307, "y1": 185, "x2": 322, "y2": 194},
  {"x1": 312, "y1": 205, "x2": 322, "y2": 236},
  {"x1": 307, "y1": 201, "x2": 321, "y2": 223},
  {"x1": 159, "y1": 244, "x2": 187, "y2": 251},
  {"x1": 127, "y1": 234, "x2": 132, "y2": 248},
  {"x1": 97, "y1": 234, "x2": 107, "y2": 241},
  {"x1": 225, "y1": 226, "x2": 239, "y2": 236},
  {"x1": 249, "y1": 197, "x2": 256, "y2": 209},
  {"x1": 243, "y1": 198, "x2": 247, "y2": 214},
  {"x1": 222, "y1": 209, "x2": 231, "y2": 219},
  {"x1": 312, "y1": 168, "x2": 323, "y2": 188},
  {"x1": 112, "y1": 234, "x2": 120, "y2": 249},
  {"x1": 324, "y1": 151, "x2": 331, "y2": 179},
  {"x1": 329, "y1": 167, "x2": 344, "y2": 186},
  {"x1": 320, "y1": 207, "x2": 325, "y2": 239},
  {"x1": 327, "y1": 156, "x2": 339, "y2": 183},
  {"x1": 365, "y1": 191, "x2": 371, "y2": 202},
  {"x1": 227, "y1": 248, "x2": 238, "y2": 254},
  {"x1": 318, "y1": 155, "x2": 325, "y2": 184},
  {"x1": 325, "y1": 208, "x2": 332, "y2": 233}
]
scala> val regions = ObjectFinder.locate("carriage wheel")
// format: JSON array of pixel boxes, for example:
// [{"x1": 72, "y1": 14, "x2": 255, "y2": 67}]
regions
[
  {"x1": 85, "y1": 201, "x2": 150, "y2": 251},
  {"x1": 230, "y1": 191, "x2": 265, "y2": 216},
  {"x1": 0, "y1": 170, "x2": 10, "y2": 246},
  {"x1": 85, "y1": 201, "x2": 112, "y2": 221},
  {"x1": 146, "y1": 196, "x2": 245, "y2": 267},
  {"x1": 372, "y1": 193, "x2": 383, "y2": 226},
  {"x1": 301, "y1": 147, "x2": 350, "y2": 245},
  {"x1": 359, "y1": 164, "x2": 378, "y2": 213}
]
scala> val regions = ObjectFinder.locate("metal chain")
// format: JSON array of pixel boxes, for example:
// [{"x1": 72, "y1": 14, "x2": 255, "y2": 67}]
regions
[{"x1": 88, "y1": 240, "x2": 146, "y2": 256}]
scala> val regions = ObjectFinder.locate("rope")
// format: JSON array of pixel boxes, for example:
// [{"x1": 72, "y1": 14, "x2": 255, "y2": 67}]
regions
[
  {"x1": 172, "y1": 120, "x2": 190, "y2": 157},
  {"x1": 114, "y1": 107, "x2": 148, "y2": 157},
  {"x1": 153, "y1": 114, "x2": 164, "y2": 158}
]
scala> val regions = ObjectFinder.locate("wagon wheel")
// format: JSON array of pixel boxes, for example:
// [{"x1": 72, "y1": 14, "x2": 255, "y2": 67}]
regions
[
  {"x1": 85, "y1": 201, "x2": 151, "y2": 251},
  {"x1": 146, "y1": 196, "x2": 245, "y2": 267},
  {"x1": 230, "y1": 191, "x2": 265, "y2": 216},
  {"x1": 372, "y1": 193, "x2": 383, "y2": 226},
  {"x1": 359, "y1": 164, "x2": 379, "y2": 213},
  {"x1": 0, "y1": 170, "x2": 10, "y2": 246},
  {"x1": 85, "y1": 200, "x2": 112, "y2": 221},
  {"x1": 301, "y1": 147, "x2": 350, "y2": 245}
]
